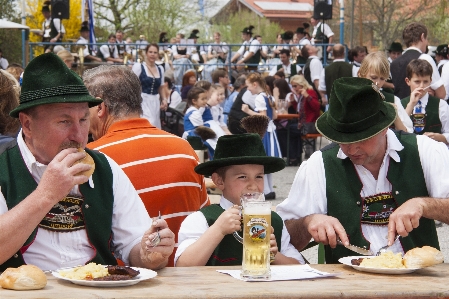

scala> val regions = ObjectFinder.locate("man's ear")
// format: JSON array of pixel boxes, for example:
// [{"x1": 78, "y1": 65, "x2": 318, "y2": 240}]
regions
[
  {"x1": 18, "y1": 112, "x2": 31, "y2": 138},
  {"x1": 96, "y1": 102, "x2": 107, "y2": 118},
  {"x1": 211, "y1": 172, "x2": 225, "y2": 191}
]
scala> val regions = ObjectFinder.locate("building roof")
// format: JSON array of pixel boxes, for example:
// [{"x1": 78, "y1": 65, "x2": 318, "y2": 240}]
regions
[{"x1": 241, "y1": 0, "x2": 314, "y2": 19}]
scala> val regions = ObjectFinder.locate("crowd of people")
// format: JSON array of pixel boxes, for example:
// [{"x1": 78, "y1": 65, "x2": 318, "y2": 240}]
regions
[{"x1": 1, "y1": 15, "x2": 449, "y2": 275}]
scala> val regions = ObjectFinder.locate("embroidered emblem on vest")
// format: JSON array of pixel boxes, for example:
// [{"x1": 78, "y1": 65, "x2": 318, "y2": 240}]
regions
[
  {"x1": 412, "y1": 113, "x2": 426, "y2": 133},
  {"x1": 361, "y1": 192, "x2": 397, "y2": 225},
  {"x1": 39, "y1": 195, "x2": 85, "y2": 232}
]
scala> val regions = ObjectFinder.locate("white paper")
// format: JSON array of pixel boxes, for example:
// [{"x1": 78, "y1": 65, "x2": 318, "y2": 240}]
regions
[{"x1": 217, "y1": 265, "x2": 339, "y2": 282}]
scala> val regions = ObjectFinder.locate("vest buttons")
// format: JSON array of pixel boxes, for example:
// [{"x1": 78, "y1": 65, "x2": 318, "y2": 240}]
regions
[
  {"x1": 85, "y1": 204, "x2": 90, "y2": 209},
  {"x1": 356, "y1": 201, "x2": 361, "y2": 206},
  {"x1": 14, "y1": 253, "x2": 18, "y2": 258}
]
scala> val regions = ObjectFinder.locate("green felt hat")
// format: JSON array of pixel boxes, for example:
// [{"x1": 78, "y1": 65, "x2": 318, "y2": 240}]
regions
[
  {"x1": 281, "y1": 31, "x2": 294, "y2": 41},
  {"x1": 388, "y1": 42, "x2": 403, "y2": 52},
  {"x1": 10, "y1": 53, "x2": 102, "y2": 118},
  {"x1": 434, "y1": 44, "x2": 448, "y2": 56},
  {"x1": 187, "y1": 136, "x2": 207, "y2": 150},
  {"x1": 316, "y1": 77, "x2": 397, "y2": 144},
  {"x1": 194, "y1": 134, "x2": 285, "y2": 176}
]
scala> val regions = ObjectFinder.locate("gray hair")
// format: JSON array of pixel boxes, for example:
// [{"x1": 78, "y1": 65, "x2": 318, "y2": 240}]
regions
[{"x1": 83, "y1": 65, "x2": 143, "y2": 118}]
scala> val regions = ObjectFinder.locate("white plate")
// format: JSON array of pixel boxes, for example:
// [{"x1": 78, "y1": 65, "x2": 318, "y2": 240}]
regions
[
  {"x1": 52, "y1": 266, "x2": 157, "y2": 287},
  {"x1": 338, "y1": 256, "x2": 420, "y2": 274}
]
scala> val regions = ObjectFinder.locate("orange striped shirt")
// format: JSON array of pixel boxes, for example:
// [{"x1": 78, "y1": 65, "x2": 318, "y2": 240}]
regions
[{"x1": 88, "y1": 118, "x2": 209, "y2": 266}]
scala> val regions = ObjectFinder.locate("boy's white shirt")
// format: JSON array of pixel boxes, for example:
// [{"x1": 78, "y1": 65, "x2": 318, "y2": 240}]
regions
[{"x1": 174, "y1": 196, "x2": 305, "y2": 266}]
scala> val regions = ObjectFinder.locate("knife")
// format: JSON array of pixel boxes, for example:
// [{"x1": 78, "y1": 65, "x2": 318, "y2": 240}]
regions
[{"x1": 337, "y1": 239, "x2": 374, "y2": 255}]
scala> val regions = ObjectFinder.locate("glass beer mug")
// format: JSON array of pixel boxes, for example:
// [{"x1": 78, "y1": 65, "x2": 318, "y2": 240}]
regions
[{"x1": 233, "y1": 192, "x2": 271, "y2": 280}]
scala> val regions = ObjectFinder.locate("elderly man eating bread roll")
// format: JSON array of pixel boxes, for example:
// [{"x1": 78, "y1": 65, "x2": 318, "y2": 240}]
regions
[{"x1": 0, "y1": 53, "x2": 175, "y2": 272}]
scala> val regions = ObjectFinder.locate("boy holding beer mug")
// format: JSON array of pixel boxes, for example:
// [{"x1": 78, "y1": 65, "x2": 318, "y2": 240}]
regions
[{"x1": 175, "y1": 134, "x2": 305, "y2": 266}]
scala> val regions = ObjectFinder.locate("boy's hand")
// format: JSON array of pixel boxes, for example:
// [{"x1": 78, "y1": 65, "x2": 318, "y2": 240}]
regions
[
  {"x1": 424, "y1": 132, "x2": 448, "y2": 144},
  {"x1": 213, "y1": 205, "x2": 241, "y2": 236},
  {"x1": 269, "y1": 226, "x2": 278, "y2": 261},
  {"x1": 410, "y1": 87, "x2": 425, "y2": 106}
]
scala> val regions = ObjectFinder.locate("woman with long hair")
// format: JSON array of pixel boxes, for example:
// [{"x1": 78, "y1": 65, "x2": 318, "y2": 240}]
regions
[
  {"x1": 0, "y1": 70, "x2": 20, "y2": 145},
  {"x1": 181, "y1": 71, "x2": 197, "y2": 101},
  {"x1": 132, "y1": 43, "x2": 168, "y2": 128}
]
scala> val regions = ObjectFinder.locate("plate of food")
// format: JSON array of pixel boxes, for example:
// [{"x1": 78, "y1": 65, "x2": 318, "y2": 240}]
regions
[
  {"x1": 338, "y1": 246, "x2": 443, "y2": 275},
  {"x1": 52, "y1": 263, "x2": 157, "y2": 287}
]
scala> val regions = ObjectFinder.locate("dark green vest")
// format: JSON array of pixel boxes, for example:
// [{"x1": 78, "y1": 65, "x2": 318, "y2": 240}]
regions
[
  {"x1": 382, "y1": 90, "x2": 395, "y2": 104},
  {"x1": 401, "y1": 95, "x2": 442, "y2": 134},
  {"x1": 324, "y1": 61, "x2": 353, "y2": 97},
  {"x1": 314, "y1": 25, "x2": 329, "y2": 44},
  {"x1": 245, "y1": 39, "x2": 261, "y2": 67},
  {"x1": 0, "y1": 143, "x2": 117, "y2": 271},
  {"x1": 321, "y1": 131, "x2": 439, "y2": 264},
  {"x1": 277, "y1": 64, "x2": 298, "y2": 77},
  {"x1": 201, "y1": 204, "x2": 283, "y2": 266}
]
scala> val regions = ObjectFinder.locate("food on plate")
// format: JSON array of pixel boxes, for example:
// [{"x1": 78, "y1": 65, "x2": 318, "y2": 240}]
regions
[
  {"x1": 59, "y1": 263, "x2": 140, "y2": 281},
  {"x1": 59, "y1": 263, "x2": 109, "y2": 280},
  {"x1": 0, "y1": 264, "x2": 47, "y2": 290},
  {"x1": 360, "y1": 251, "x2": 405, "y2": 269},
  {"x1": 74, "y1": 148, "x2": 95, "y2": 177},
  {"x1": 403, "y1": 246, "x2": 444, "y2": 268},
  {"x1": 350, "y1": 246, "x2": 443, "y2": 269}
]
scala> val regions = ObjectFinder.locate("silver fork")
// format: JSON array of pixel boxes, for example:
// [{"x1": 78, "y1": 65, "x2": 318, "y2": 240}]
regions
[
  {"x1": 149, "y1": 211, "x2": 161, "y2": 247},
  {"x1": 376, "y1": 235, "x2": 400, "y2": 256}
]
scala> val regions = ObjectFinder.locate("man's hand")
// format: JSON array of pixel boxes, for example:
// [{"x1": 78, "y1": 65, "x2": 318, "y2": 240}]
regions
[
  {"x1": 305, "y1": 214, "x2": 348, "y2": 248},
  {"x1": 36, "y1": 148, "x2": 91, "y2": 206},
  {"x1": 211, "y1": 205, "x2": 241, "y2": 236},
  {"x1": 387, "y1": 198, "x2": 424, "y2": 246},
  {"x1": 423, "y1": 132, "x2": 448, "y2": 144},
  {"x1": 140, "y1": 218, "x2": 175, "y2": 269}
]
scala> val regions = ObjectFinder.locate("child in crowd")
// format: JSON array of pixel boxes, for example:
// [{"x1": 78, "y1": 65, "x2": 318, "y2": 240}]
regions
[
  {"x1": 402, "y1": 59, "x2": 449, "y2": 144},
  {"x1": 223, "y1": 75, "x2": 246, "y2": 124},
  {"x1": 358, "y1": 52, "x2": 413, "y2": 133},
  {"x1": 209, "y1": 84, "x2": 231, "y2": 135},
  {"x1": 175, "y1": 133, "x2": 304, "y2": 266},
  {"x1": 164, "y1": 77, "x2": 182, "y2": 109},
  {"x1": 242, "y1": 73, "x2": 281, "y2": 200}
]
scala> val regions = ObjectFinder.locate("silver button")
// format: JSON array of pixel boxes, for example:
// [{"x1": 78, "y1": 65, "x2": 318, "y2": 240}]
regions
[
  {"x1": 395, "y1": 191, "x2": 399, "y2": 195},
  {"x1": 85, "y1": 204, "x2": 90, "y2": 209},
  {"x1": 356, "y1": 201, "x2": 360, "y2": 205},
  {"x1": 14, "y1": 254, "x2": 18, "y2": 258}
]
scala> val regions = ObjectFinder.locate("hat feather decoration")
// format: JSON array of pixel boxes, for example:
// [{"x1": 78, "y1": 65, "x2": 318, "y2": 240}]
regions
[
  {"x1": 194, "y1": 126, "x2": 217, "y2": 141},
  {"x1": 241, "y1": 115, "x2": 269, "y2": 139}
]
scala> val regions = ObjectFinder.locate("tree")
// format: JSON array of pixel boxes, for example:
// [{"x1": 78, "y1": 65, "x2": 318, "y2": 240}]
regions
[
  {"x1": 0, "y1": 0, "x2": 22, "y2": 64},
  {"x1": 93, "y1": 0, "x2": 140, "y2": 32},
  {"x1": 210, "y1": 10, "x2": 282, "y2": 52}
]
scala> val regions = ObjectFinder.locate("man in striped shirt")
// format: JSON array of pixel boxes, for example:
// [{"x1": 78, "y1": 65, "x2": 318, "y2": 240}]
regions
[{"x1": 85, "y1": 65, "x2": 210, "y2": 266}]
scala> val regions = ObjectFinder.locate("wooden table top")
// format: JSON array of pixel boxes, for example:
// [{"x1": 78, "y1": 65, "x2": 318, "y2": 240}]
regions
[{"x1": 1, "y1": 264, "x2": 448, "y2": 298}]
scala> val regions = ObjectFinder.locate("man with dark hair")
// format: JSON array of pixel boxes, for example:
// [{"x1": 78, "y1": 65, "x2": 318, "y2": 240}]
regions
[
  {"x1": 115, "y1": 30, "x2": 130, "y2": 58},
  {"x1": 37, "y1": 1, "x2": 65, "y2": 53},
  {"x1": 391, "y1": 22, "x2": 445, "y2": 100},
  {"x1": 85, "y1": 65, "x2": 209, "y2": 267},
  {"x1": 301, "y1": 44, "x2": 323, "y2": 92},
  {"x1": 349, "y1": 46, "x2": 367, "y2": 77},
  {"x1": 76, "y1": 22, "x2": 102, "y2": 63},
  {"x1": 434, "y1": 45, "x2": 449, "y2": 75},
  {"x1": 318, "y1": 44, "x2": 352, "y2": 104},
  {"x1": 0, "y1": 53, "x2": 175, "y2": 271},
  {"x1": 268, "y1": 49, "x2": 301, "y2": 81},
  {"x1": 98, "y1": 34, "x2": 123, "y2": 64},
  {"x1": 231, "y1": 25, "x2": 260, "y2": 71},
  {"x1": 387, "y1": 42, "x2": 403, "y2": 63},
  {"x1": 310, "y1": 17, "x2": 334, "y2": 54}
]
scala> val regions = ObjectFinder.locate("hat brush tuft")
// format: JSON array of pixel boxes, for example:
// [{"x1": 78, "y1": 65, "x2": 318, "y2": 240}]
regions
[{"x1": 241, "y1": 115, "x2": 269, "y2": 139}]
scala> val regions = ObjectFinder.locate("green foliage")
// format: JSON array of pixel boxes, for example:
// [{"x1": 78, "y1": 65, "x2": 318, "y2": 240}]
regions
[
  {"x1": 210, "y1": 10, "x2": 282, "y2": 52},
  {"x1": 0, "y1": 0, "x2": 23, "y2": 64}
]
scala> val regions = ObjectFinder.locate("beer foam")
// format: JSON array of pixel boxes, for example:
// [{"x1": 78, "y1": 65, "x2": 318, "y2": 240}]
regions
[{"x1": 244, "y1": 202, "x2": 271, "y2": 215}]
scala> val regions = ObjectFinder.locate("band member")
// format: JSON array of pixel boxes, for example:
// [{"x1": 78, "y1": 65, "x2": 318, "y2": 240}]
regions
[
  {"x1": 76, "y1": 22, "x2": 102, "y2": 63},
  {"x1": 231, "y1": 25, "x2": 261, "y2": 71},
  {"x1": 38, "y1": 1, "x2": 65, "y2": 53}
]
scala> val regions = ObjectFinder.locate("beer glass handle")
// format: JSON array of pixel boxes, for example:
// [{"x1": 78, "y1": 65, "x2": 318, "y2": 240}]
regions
[{"x1": 233, "y1": 231, "x2": 243, "y2": 244}]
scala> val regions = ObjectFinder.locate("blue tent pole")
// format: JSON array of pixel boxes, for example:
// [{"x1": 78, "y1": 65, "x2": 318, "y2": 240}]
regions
[
  {"x1": 339, "y1": 0, "x2": 344, "y2": 44},
  {"x1": 22, "y1": 0, "x2": 26, "y2": 68}
]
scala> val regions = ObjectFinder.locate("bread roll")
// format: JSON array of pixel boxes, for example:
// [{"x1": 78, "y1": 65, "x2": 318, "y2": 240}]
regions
[
  {"x1": 403, "y1": 246, "x2": 444, "y2": 268},
  {"x1": 74, "y1": 148, "x2": 95, "y2": 177},
  {"x1": 0, "y1": 265, "x2": 47, "y2": 290}
]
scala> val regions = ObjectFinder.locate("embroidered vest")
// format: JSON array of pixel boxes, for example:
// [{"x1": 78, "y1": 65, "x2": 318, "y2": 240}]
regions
[
  {"x1": 324, "y1": 61, "x2": 353, "y2": 97},
  {"x1": 391, "y1": 49, "x2": 421, "y2": 99},
  {"x1": 0, "y1": 143, "x2": 117, "y2": 271},
  {"x1": 321, "y1": 131, "x2": 439, "y2": 264},
  {"x1": 401, "y1": 95, "x2": 441, "y2": 134},
  {"x1": 277, "y1": 64, "x2": 298, "y2": 78},
  {"x1": 201, "y1": 204, "x2": 283, "y2": 266}
]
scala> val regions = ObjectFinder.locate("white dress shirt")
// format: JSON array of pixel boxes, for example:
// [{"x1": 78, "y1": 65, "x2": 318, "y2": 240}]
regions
[
  {"x1": 277, "y1": 129, "x2": 449, "y2": 256},
  {"x1": 175, "y1": 196, "x2": 305, "y2": 265},
  {"x1": 237, "y1": 38, "x2": 261, "y2": 59},
  {"x1": 0, "y1": 131, "x2": 152, "y2": 271},
  {"x1": 269, "y1": 62, "x2": 302, "y2": 77},
  {"x1": 311, "y1": 22, "x2": 334, "y2": 45}
]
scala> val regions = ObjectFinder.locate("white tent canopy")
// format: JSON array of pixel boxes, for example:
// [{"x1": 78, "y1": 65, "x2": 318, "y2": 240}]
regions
[{"x1": 0, "y1": 19, "x2": 29, "y2": 29}]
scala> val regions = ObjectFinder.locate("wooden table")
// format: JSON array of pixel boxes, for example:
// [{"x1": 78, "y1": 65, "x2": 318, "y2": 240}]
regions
[
  {"x1": 276, "y1": 114, "x2": 299, "y2": 164},
  {"x1": 2, "y1": 264, "x2": 448, "y2": 298}
]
